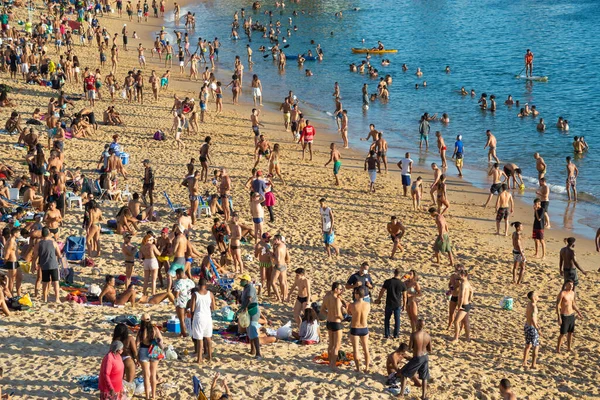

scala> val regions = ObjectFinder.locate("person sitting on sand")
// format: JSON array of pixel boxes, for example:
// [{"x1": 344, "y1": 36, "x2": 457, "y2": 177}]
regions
[
  {"x1": 210, "y1": 373, "x2": 231, "y2": 400},
  {"x1": 99, "y1": 274, "x2": 137, "y2": 307},
  {"x1": 116, "y1": 206, "x2": 139, "y2": 234},
  {"x1": 499, "y1": 378, "x2": 517, "y2": 400},
  {"x1": 291, "y1": 307, "x2": 320, "y2": 344},
  {"x1": 4, "y1": 111, "x2": 23, "y2": 135},
  {"x1": 0, "y1": 276, "x2": 12, "y2": 317},
  {"x1": 71, "y1": 114, "x2": 94, "y2": 138}
]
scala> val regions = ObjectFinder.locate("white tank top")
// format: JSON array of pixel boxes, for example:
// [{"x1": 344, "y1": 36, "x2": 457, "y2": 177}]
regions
[
  {"x1": 193, "y1": 292, "x2": 212, "y2": 319},
  {"x1": 320, "y1": 207, "x2": 332, "y2": 231}
]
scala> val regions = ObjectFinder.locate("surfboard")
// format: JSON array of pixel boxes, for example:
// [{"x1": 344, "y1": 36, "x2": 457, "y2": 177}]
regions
[{"x1": 516, "y1": 75, "x2": 548, "y2": 82}]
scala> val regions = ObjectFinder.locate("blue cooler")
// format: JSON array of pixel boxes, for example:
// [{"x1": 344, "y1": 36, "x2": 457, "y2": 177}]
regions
[
  {"x1": 120, "y1": 152, "x2": 130, "y2": 165},
  {"x1": 167, "y1": 319, "x2": 181, "y2": 334}
]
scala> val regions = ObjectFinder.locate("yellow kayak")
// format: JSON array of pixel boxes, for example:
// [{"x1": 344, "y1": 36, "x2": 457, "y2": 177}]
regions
[{"x1": 351, "y1": 48, "x2": 398, "y2": 54}]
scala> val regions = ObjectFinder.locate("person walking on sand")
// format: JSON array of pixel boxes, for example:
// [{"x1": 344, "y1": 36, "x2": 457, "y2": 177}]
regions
[
  {"x1": 429, "y1": 207, "x2": 454, "y2": 266},
  {"x1": 199, "y1": 136, "x2": 211, "y2": 183},
  {"x1": 364, "y1": 150, "x2": 379, "y2": 193},
  {"x1": 559, "y1": 237, "x2": 586, "y2": 288},
  {"x1": 319, "y1": 198, "x2": 340, "y2": 257},
  {"x1": 495, "y1": 183, "x2": 514, "y2": 236},
  {"x1": 447, "y1": 264, "x2": 464, "y2": 330},
  {"x1": 32, "y1": 228, "x2": 62, "y2": 303},
  {"x1": 556, "y1": 280, "x2": 583, "y2": 353},
  {"x1": 429, "y1": 163, "x2": 441, "y2": 205},
  {"x1": 374, "y1": 132, "x2": 388, "y2": 173},
  {"x1": 398, "y1": 152, "x2": 413, "y2": 197},
  {"x1": 250, "y1": 192, "x2": 265, "y2": 244},
  {"x1": 387, "y1": 216, "x2": 406, "y2": 260},
  {"x1": 140, "y1": 233, "x2": 161, "y2": 296},
  {"x1": 322, "y1": 282, "x2": 347, "y2": 370},
  {"x1": 324, "y1": 143, "x2": 342, "y2": 186},
  {"x1": 299, "y1": 120, "x2": 316, "y2": 161},
  {"x1": 270, "y1": 234, "x2": 290, "y2": 302},
  {"x1": 532, "y1": 198, "x2": 549, "y2": 259},
  {"x1": 523, "y1": 290, "x2": 542, "y2": 369},
  {"x1": 398, "y1": 319, "x2": 431, "y2": 400},
  {"x1": 450, "y1": 269, "x2": 473, "y2": 343},
  {"x1": 251, "y1": 74, "x2": 263, "y2": 106},
  {"x1": 348, "y1": 286, "x2": 371, "y2": 373},
  {"x1": 239, "y1": 274, "x2": 263, "y2": 359},
  {"x1": 436, "y1": 174, "x2": 450, "y2": 215},
  {"x1": 484, "y1": 130, "x2": 500, "y2": 163},
  {"x1": 483, "y1": 163, "x2": 507, "y2": 208},
  {"x1": 565, "y1": 156, "x2": 578, "y2": 202},
  {"x1": 511, "y1": 222, "x2": 526, "y2": 284},
  {"x1": 375, "y1": 268, "x2": 407, "y2": 339}
]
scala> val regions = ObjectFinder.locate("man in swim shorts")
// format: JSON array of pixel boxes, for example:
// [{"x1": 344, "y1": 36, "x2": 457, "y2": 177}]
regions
[
  {"x1": 324, "y1": 143, "x2": 342, "y2": 186},
  {"x1": 348, "y1": 286, "x2": 371, "y2": 372},
  {"x1": 452, "y1": 135, "x2": 465, "y2": 177},
  {"x1": 429, "y1": 207, "x2": 454, "y2": 266},
  {"x1": 386, "y1": 216, "x2": 405, "y2": 260},
  {"x1": 364, "y1": 150, "x2": 379, "y2": 193},
  {"x1": 450, "y1": 270, "x2": 473, "y2": 343},
  {"x1": 523, "y1": 290, "x2": 541, "y2": 369},
  {"x1": 565, "y1": 156, "x2": 578, "y2": 202},
  {"x1": 322, "y1": 282, "x2": 347, "y2": 370},
  {"x1": 398, "y1": 318, "x2": 431, "y2": 399},
  {"x1": 495, "y1": 183, "x2": 513, "y2": 236},
  {"x1": 556, "y1": 280, "x2": 583, "y2": 353},
  {"x1": 319, "y1": 198, "x2": 339, "y2": 257},
  {"x1": 483, "y1": 163, "x2": 507, "y2": 208},
  {"x1": 287, "y1": 267, "x2": 311, "y2": 326},
  {"x1": 397, "y1": 152, "x2": 413, "y2": 197},
  {"x1": 270, "y1": 234, "x2": 289, "y2": 302}
]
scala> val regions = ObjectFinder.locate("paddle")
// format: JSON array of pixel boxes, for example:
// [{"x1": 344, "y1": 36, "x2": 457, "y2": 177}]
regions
[
  {"x1": 283, "y1": 44, "x2": 289, "y2": 48},
  {"x1": 516, "y1": 66, "x2": 525, "y2": 77}
]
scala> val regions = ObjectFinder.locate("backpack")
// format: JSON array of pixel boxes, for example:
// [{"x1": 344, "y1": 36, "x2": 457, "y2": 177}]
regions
[{"x1": 153, "y1": 130, "x2": 165, "y2": 141}]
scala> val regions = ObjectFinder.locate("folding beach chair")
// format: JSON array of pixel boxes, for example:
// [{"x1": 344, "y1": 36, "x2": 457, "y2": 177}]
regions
[
  {"x1": 163, "y1": 191, "x2": 186, "y2": 214},
  {"x1": 197, "y1": 195, "x2": 211, "y2": 217},
  {"x1": 193, "y1": 376, "x2": 208, "y2": 400},
  {"x1": 94, "y1": 180, "x2": 109, "y2": 201}
]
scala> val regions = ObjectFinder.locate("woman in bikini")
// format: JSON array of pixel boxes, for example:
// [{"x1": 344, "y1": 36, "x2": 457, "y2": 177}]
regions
[
  {"x1": 214, "y1": 82, "x2": 223, "y2": 113},
  {"x1": 436, "y1": 174, "x2": 450, "y2": 215},
  {"x1": 226, "y1": 74, "x2": 241, "y2": 105},
  {"x1": 405, "y1": 270, "x2": 421, "y2": 332},
  {"x1": 86, "y1": 200, "x2": 102, "y2": 257},
  {"x1": 112, "y1": 323, "x2": 138, "y2": 383},
  {"x1": 268, "y1": 143, "x2": 285, "y2": 184}
]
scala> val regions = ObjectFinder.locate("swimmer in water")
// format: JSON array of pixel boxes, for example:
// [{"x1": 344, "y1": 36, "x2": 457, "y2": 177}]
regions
[
  {"x1": 415, "y1": 67, "x2": 423, "y2": 77},
  {"x1": 505, "y1": 95, "x2": 514, "y2": 106},
  {"x1": 402, "y1": 64, "x2": 408, "y2": 72},
  {"x1": 445, "y1": 65, "x2": 450, "y2": 73},
  {"x1": 460, "y1": 87, "x2": 468, "y2": 96}
]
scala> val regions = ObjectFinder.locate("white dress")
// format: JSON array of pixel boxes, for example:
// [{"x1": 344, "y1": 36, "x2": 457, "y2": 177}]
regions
[{"x1": 191, "y1": 291, "x2": 213, "y2": 340}]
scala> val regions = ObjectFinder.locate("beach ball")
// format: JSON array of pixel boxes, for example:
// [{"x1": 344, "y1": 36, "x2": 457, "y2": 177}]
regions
[{"x1": 519, "y1": 184, "x2": 525, "y2": 190}]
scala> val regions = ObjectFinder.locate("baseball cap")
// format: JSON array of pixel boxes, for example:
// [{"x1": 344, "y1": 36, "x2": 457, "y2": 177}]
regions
[
  {"x1": 256, "y1": 171, "x2": 262, "y2": 176},
  {"x1": 239, "y1": 273, "x2": 251, "y2": 282},
  {"x1": 161, "y1": 227, "x2": 169, "y2": 234}
]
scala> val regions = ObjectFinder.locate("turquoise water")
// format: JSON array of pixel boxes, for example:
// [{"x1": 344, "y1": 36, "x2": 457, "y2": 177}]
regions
[{"x1": 163, "y1": 0, "x2": 600, "y2": 236}]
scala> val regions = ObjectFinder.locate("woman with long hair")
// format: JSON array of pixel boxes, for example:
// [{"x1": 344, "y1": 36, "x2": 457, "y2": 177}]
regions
[
  {"x1": 136, "y1": 313, "x2": 163, "y2": 400},
  {"x1": 405, "y1": 270, "x2": 421, "y2": 332},
  {"x1": 112, "y1": 323, "x2": 138, "y2": 382},
  {"x1": 268, "y1": 143, "x2": 285, "y2": 184}
]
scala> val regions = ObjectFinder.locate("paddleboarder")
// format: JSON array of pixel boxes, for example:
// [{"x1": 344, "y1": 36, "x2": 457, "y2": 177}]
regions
[{"x1": 525, "y1": 49, "x2": 534, "y2": 77}]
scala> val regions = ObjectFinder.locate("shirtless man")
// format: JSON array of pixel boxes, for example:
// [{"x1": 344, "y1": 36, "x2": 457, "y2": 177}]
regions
[
  {"x1": 227, "y1": 212, "x2": 244, "y2": 273},
  {"x1": 169, "y1": 227, "x2": 188, "y2": 288},
  {"x1": 348, "y1": 286, "x2": 371, "y2": 373},
  {"x1": 321, "y1": 282, "x2": 347, "y2": 370},
  {"x1": 360, "y1": 124, "x2": 379, "y2": 143},
  {"x1": 43, "y1": 201, "x2": 62, "y2": 240},
  {"x1": 398, "y1": 319, "x2": 431, "y2": 400},
  {"x1": 250, "y1": 109, "x2": 264, "y2": 146},
  {"x1": 429, "y1": 207, "x2": 454, "y2": 266},
  {"x1": 503, "y1": 163, "x2": 524, "y2": 189},
  {"x1": 340, "y1": 110, "x2": 349, "y2": 149},
  {"x1": 374, "y1": 132, "x2": 388, "y2": 173},
  {"x1": 436, "y1": 131, "x2": 447, "y2": 169},
  {"x1": 483, "y1": 163, "x2": 507, "y2": 208},
  {"x1": 128, "y1": 193, "x2": 153, "y2": 223},
  {"x1": 219, "y1": 168, "x2": 232, "y2": 222},
  {"x1": 536, "y1": 177, "x2": 551, "y2": 228},
  {"x1": 22, "y1": 183, "x2": 44, "y2": 210},
  {"x1": 254, "y1": 134, "x2": 272, "y2": 169},
  {"x1": 255, "y1": 233, "x2": 273, "y2": 297},
  {"x1": 556, "y1": 280, "x2": 583, "y2": 353},
  {"x1": 495, "y1": 183, "x2": 514, "y2": 236},
  {"x1": 429, "y1": 163, "x2": 441, "y2": 205},
  {"x1": 99, "y1": 275, "x2": 136, "y2": 306},
  {"x1": 511, "y1": 222, "x2": 526, "y2": 284},
  {"x1": 3, "y1": 228, "x2": 22, "y2": 297},
  {"x1": 199, "y1": 136, "x2": 211, "y2": 182},
  {"x1": 387, "y1": 216, "x2": 405, "y2": 260},
  {"x1": 270, "y1": 234, "x2": 290, "y2": 302},
  {"x1": 499, "y1": 379, "x2": 517, "y2": 400},
  {"x1": 565, "y1": 156, "x2": 578, "y2": 202},
  {"x1": 250, "y1": 192, "x2": 265, "y2": 244},
  {"x1": 279, "y1": 98, "x2": 292, "y2": 131},
  {"x1": 450, "y1": 270, "x2": 473, "y2": 343},
  {"x1": 483, "y1": 130, "x2": 500, "y2": 163},
  {"x1": 187, "y1": 171, "x2": 201, "y2": 225},
  {"x1": 523, "y1": 290, "x2": 542, "y2": 369},
  {"x1": 287, "y1": 267, "x2": 311, "y2": 326},
  {"x1": 324, "y1": 143, "x2": 342, "y2": 186},
  {"x1": 107, "y1": 149, "x2": 127, "y2": 180},
  {"x1": 559, "y1": 237, "x2": 586, "y2": 289}
]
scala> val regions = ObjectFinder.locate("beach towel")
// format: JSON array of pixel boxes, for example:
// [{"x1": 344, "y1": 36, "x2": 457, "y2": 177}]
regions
[
  {"x1": 313, "y1": 351, "x2": 354, "y2": 366},
  {"x1": 76, "y1": 375, "x2": 99, "y2": 392}
]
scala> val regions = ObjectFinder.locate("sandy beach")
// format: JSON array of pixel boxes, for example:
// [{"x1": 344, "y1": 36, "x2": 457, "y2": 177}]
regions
[{"x1": 1, "y1": 2, "x2": 600, "y2": 400}]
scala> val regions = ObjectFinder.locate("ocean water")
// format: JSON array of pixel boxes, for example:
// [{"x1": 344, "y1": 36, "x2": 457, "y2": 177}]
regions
[{"x1": 161, "y1": 0, "x2": 600, "y2": 237}]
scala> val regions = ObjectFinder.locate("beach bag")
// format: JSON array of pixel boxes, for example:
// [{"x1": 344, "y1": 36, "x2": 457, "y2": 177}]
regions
[
  {"x1": 184, "y1": 316, "x2": 192, "y2": 334},
  {"x1": 148, "y1": 339, "x2": 165, "y2": 360},
  {"x1": 165, "y1": 345, "x2": 178, "y2": 360},
  {"x1": 238, "y1": 309, "x2": 251, "y2": 328},
  {"x1": 120, "y1": 88, "x2": 127, "y2": 99},
  {"x1": 500, "y1": 296, "x2": 513, "y2": 311},
  {"x1": 276, "y1": 321, "x2": 292, "y2": 340},
  {"x1": 153, "y1": 130, "x2": 165, "y2": 141},
  {"x1": 18, "y1": 293, "x2": 33, "y2": 308}
]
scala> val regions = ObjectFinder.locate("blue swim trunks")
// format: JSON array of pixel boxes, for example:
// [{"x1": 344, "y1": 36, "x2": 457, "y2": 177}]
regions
[
  {"x1": 323, "y1": 231, "x2": 335, "y2": 245},
  {"x1": 401, "y1": 174, "x2": 411, "y2": 187}
]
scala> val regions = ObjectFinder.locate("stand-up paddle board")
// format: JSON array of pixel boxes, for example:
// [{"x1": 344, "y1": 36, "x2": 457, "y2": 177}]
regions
[{"x1": 516, "y1": 75, "x2": 548, "y2": 82}]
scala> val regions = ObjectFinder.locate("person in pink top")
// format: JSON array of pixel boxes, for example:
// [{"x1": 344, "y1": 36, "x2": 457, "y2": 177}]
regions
[
  {"x1": 299, "y1": 120, "x2": 316, "y2": 161},
  {"x1": 99, "y1": 341, "x2": 125, "y2": 400}
]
